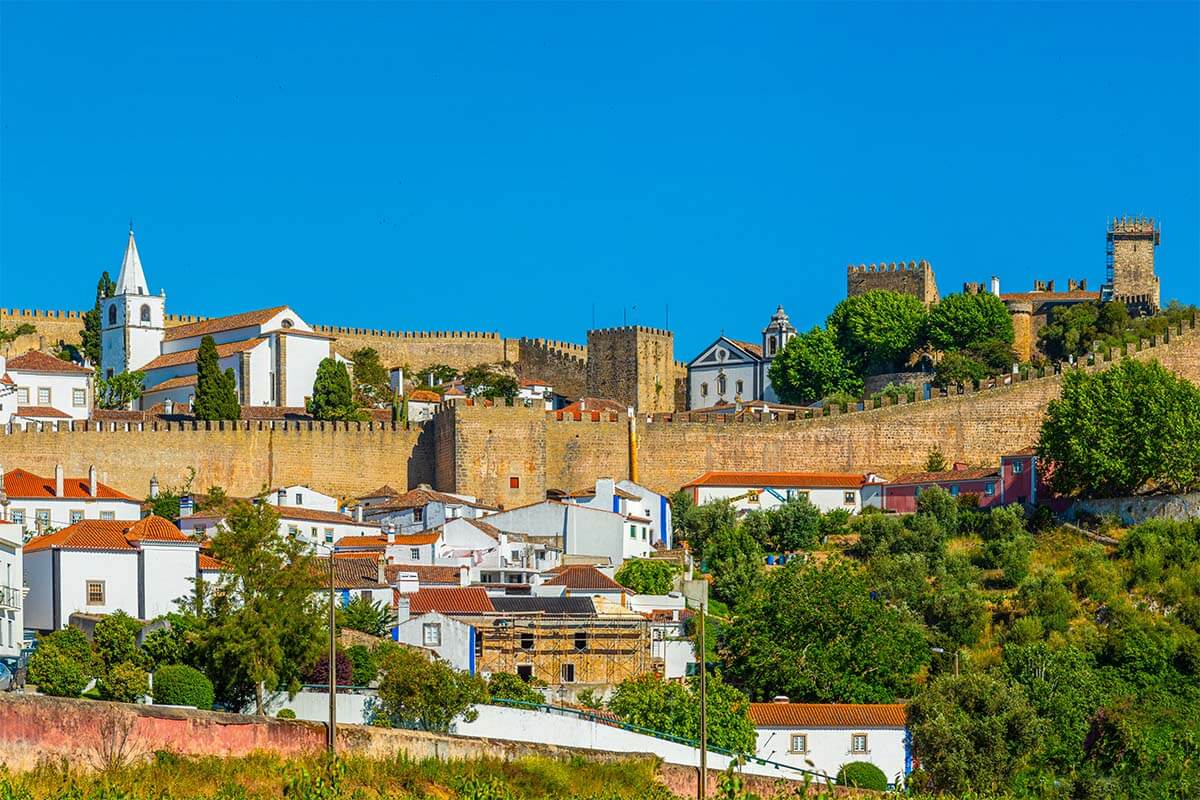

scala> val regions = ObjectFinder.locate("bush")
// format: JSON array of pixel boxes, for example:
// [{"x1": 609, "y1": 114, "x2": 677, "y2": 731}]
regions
[
  {"x1": 98, "y1": 662, "x2": 149, "y2": 703},
  {"x1": 303, "y1": 649, "x2": 353, "y2": 688},
  {"x1": 94, "y1": 610, "x2": 146, "y2": 670},
  {"x1": 487, "y1": 671, "x2": 545, "y2": 705},
  {"x1": 836, "y1": 761, "x2": 888, "y2": 790},
  {"x1": 614, "y1": 559, "x2": 677, "y2": 595},
  {"x1": 153, "y1": 664, "x2": 215, "y2": 709},
  {"x1": 27, "y1": 627, "x2": 97, "y2": 697},
  {"x1": 345, "y1": 644, "x2": 378, "y2": 687},
  {"x1": 276, "y1": 708, "x2": 297, "y2": 719}
]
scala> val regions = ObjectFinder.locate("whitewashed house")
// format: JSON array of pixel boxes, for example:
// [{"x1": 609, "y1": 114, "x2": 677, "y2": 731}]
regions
[
  {"x1": 559, "y1": 478, "x2": 673, "y2": 549},
  {"x1": 682, "y1": 471, "x2": 884, "y2": 514},
  {"x1": 99, "y1": 228, "x2": 337, "y2": 409},
  {"x1": 353, "y1": 485, "x2": 496, "y2": 534},
  {"x1": 0, "y1": 522, "x2": 24, "y2": 658},
  {"x1": 22, "y1": 516, "x2": 200, "y2": 632},
  {"x1": 484, "y1": 500, "x2": 653, "y2": 566},
  {"x1": 0, "y1": 467, "x2": 141, "y2": 536},
  {"x1": 750, "y1": 701, "x2": 910, "y2": 787},
  {"x1": 0, "y1": 351, "x2": 93, "y2": 426},
  {"x1": 686, "y1": 306, "x2": 797, "y2": 409}
]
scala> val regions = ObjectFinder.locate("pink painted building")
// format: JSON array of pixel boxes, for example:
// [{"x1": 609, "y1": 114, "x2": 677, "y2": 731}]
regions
[{"x1": 881, "y1": 451, "x2": 1038, "y2": 514}]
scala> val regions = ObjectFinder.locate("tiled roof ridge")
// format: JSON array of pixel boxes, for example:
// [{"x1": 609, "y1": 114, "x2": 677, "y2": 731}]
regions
[{"x1": 5, "y1": 350, "x2": 93, "y2": 374}]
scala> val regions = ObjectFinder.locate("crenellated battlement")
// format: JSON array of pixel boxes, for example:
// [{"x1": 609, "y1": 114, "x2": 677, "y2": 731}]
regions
[
  {"x1": 2, "y1": 308, "x2": 85, "y2": 320},
  {"x1": 314, "y1": 325, "x2": 502, "y2": 340},
  {"x1": 846, "y1": 259, "x2": 932, "y2": 274},
  {"x1": 1108, "y1": 215, "x2": 1160, "y2": 240},
  {"x1": 586, "y1": 324, "x2": 674, "y2": 337}
]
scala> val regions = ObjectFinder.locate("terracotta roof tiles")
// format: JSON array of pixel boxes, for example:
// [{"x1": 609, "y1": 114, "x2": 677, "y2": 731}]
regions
[
  {"x1": 143, "y1": 374, "x2": 198, "y2": 393},
  {"x1": 385, "y1": 563, "x2": 464, "y2": 585},
  {"x1": 683, "y1": 471, "x2": 870, "y2": 490},
  {"x1": 748, "y1": 702, "x2": 907, "y2": 729},
  {"x1": 23, "y1": 516, "x2": 192, "y2": 553},
  {"x1": 14, "y1": 406, "x2": 71, "y2": 419},
  {"x1": 2, "y1": 468, "x2": 135, "y2": 501},
  {"x1": 888, "y1": 468, "x2": 999, "y2": 485},
  {"x1": 407, "y1": 587, "x2": 495, "y2": 615},
  {"x1": 544, "y1": 565, "x2": 626, "y2": 592},
  {"x1": 163, "y1": 306, "x2": 290, "y2": 342},
  {"x1": 140, "y1": 338, "x2": 267, "y2": 371},
  {"x1": 4, "y1": 350, "x2": 92, "y2": 375}
]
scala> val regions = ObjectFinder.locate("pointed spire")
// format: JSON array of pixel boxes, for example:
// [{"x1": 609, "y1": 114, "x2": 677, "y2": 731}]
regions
[{"x1": 115, "y1": 226, "x2": 148, "y2": 295}]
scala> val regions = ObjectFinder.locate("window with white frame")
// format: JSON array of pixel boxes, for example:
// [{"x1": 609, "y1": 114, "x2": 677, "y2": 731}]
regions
[
  {"x1": 851, "y1": 733, "x2": 868, "y2": 754},
  {"x1": 700, "y1": 382, "x2": 709, "y2": 397},
  {"x1": 35, "y1": 510, "x2": 50, "y2": 532},
  {"x1": 72, "y1": 388, "x2": 87, "y2": 407},
  {"x1": 789, "y1": 734, "x2": 807, "y2": 753},
  {"x1": 86, "y1": 581, "x2": 105, "y2": 605},
  {"x1": 735, "y1": 379, "x2": 744, "y2": 396},
  {"x1": 9, "y1": 510, "x2": 24, "y2": 526},
  {"x1": 99, "y1": 511, "x2": 115, "y2": 521},
  {"x1": 37, "y1": 387, "x2": 50, "y2": 404},
  {"x1": 422, "y1": 623, "x2": 441, "y2": 647},
  {"x1": 560, "y1": 663, "x2": 576, "y2": 683},
  {"x1": 325, "y1": 528, "x2": 334, "y2": 544},
  {"x1": 843, "y1": 491, "x2": 856, "y2": 505},
  {"x1": 295, "y1": 493, "x2": 303, "y2": 505},
  {"x1": 16, "y1": 388, "x2": 29, "y2": 404},
  {"x1": 69, "y1": 510, "x2": 84, "y2": 524},
  {"x1": 717, "y1": 375, "x2": 727, "y2": 395},
  {"x1": 410, "y1": 547, "x2": 420, "y2": 560},
  {"x1": 1013, "y1": 461, "x2": 1024, "y2": 474}
]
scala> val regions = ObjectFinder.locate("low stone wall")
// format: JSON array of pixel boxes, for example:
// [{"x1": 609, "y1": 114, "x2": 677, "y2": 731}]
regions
[{"x1": 1068, "y1": 492, "x2": 1200, "y2": 526}]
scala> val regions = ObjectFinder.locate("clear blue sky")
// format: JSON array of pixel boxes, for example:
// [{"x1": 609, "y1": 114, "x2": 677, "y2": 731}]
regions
[{"x1": 2, "y1": 2, "x2": 1197, "y2": 358}]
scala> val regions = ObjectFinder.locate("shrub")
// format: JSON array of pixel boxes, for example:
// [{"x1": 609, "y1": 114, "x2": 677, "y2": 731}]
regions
[
  {"x1": 303, "y1": 649, "x2": 353, "y2": 689},
  {"x1": 276, "y1": 708, "x2": 297, "y2": 719},
  {"x1": 153, "y1": 664, "x2": 215, "y2": 709},
  {"x1": 94, "y1": 610, "x2": 146, "y2": 670},
  {"x1": 98, "y1": 662, "x2": 149, "y2": 703},
  {"x1": 345, "y1": 644, "x2": 378, "y2": 687},
  {"x1": 487, "y1": 671, "x2": 545, "y2": 705},
  {"x1": 614, "y1": 559, "x2": 677, "y2": 595},
  {"x1": 27, "y1": 627, "x2": 97, "y2": 697},
  {"x1": 836, "y1": 761, "x2": 888, "y2": 790}
]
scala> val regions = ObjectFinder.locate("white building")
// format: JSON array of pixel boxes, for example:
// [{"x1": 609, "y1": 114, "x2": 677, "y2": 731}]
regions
[
  {"x1": 682, "y1": 471, "x2": 884, "y2": 515},
  {"x1": 22, "y1": 515, "x2": 200, "y2": 632},
  {"x1": 484, "y1": 500, "x2": 654, "y2": 566},
  {"x1": 353, "y1": 485, "x2": 496, "y2": 535},
  {"x1": 180, "y1": 490, "x2": 380, "y2": 556},
  {"x1": 0, "y1": 522, "x2": 24, "y2": 658},
  {"x1": 686, "y1": 306, "x2": 797, "y2": 409},
  {"x1": 1, "y1": 466, "x2": 142, "y2": 537},
  {"x1": 750, "y1": 701, "x2": 910, "y2": 787},
  {"x1": 99, "y1": 229, "x2": 337, "y2": 409},
  {"x1": 0, "y1": 351, "x2": 93, "y2": 426},
  {"x1": 559, "y1": 478, "x2": 673, "y2": 549}
]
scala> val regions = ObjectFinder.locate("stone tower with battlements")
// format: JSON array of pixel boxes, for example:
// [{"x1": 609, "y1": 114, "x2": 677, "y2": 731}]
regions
[
  {"x1": 847, "y1": 260, "x2": 940, "y2": 306},
  {"x1": 1104, "y1": 216, "x2": 1160, "y2": 311},
  {"x1": 586, "y1": 326, "x2": 675, "y2": 413}
]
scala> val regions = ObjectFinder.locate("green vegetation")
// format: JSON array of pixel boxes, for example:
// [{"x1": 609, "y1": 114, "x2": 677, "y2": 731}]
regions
[
  {"x1": 461, "y1": 364, "x2": 520, "y2": 402},
  {"x1": 1038, "y1": 299, "x2": 1197, "y2": 362},
  {"x1": 307, "y1": 357, "x2": 365, "y2": 421},
  {"x1": 193, "y1": 335, "x2": 240, "y2": 420},
  {"x1": 827, "y1": 289, "x2": 928, "y2": 374},
  {"x1": 487, "y1": 671, "x2": 546, "y2": 705},
  {"x1": 26, "y1": 627, "x2": 98, "y2": 697},
  {"x1": 0, "y1": 321, "x2": 36, "y2": 348},
  {"x1": 613, "y1": 558, "x2": 678, "y2": 595},
  {"x1": 94, "y1": 370, "x2": 145, "y2": 409},
  {"x1": 153, "y1": 664, "x2": 216, "y2": 709},
  {"x1": 78, "y1": 270, "x2": 115, "y2": 366},
  {"x1": 767, "y1": 326, "x2": 862, "y2": 405},
  {"x1": 607, "y1": 672, "x2": 756, "y2": 754},
  {"x1": 835, "y1": 761, "x2": 888, "y2": 791},
  {"x1": 375, "y1": 645, "x2": 489, "y2": 731},
  {"x1": 350, "y1": 346, "x2": 391, "y2": 408},
  {"x1": 337, "y1": 595, "x2": 393, "y2": 638}
]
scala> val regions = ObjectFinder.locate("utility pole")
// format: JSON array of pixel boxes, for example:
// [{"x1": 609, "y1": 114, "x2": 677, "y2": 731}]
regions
[
  {"x1": 697, "y1": 597, "x2": 707, "y2": 800},
  {"x1": 327, "y1": 555, "x2": 337, "y2": 754}
]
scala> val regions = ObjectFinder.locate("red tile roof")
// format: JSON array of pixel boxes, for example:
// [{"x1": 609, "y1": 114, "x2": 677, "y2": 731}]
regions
[
  {"x1": 389, "y1": 531, "x2": 443, "y2": 546},
  {"x1": 198, "y1": 554, "x2": 227, "y2": 571},
  {"x1": 544, "y1": 565, "x2": 626, "y2": 592},
  {"x1": 143, "y1": 374, "x2": 198, "y2": 393},
  {"x1": 141, "y1": 338, "x2": 267, "y2": 371},
  {"x1": 748, "y1": 702, "x2": 907, "y2": 728},
  {"x1": 164, "y1": 306, "x2": 290, "y2": 342},
  {"x1": 683, "y1": 471, "x2": 870, "y2": 490},
  {"x1": 407, "y1": 587, "x2": 495, "y2": 615},
  {"x1": 463, "y1": 517, "x2": 502, "y2": 540},
  {"x1": 4, "y1": 350, "x2": 92, "y2": 375},
  {"x1": 554, "y1": 397, "x2": 627, "y2": 420},
  {"x1": 14, "y1": 406, "x2": 71, "y2": 419},
  {"x1": 385, "y1": 563, "x2": 464, "y2": 585},
  {"x1": 311, "y1": 557, "x2": 390, "y2": 590},
  {"x1": 336, "y1": 535, "x2": 387, "y2": 549},
  {"x1": 274, "y1": 505, "x2": 377, "y2": 526},
  {"x1": 2, "y1": 468, "x2": 136, "y2": 500},
  {"x1": 359, "y1": 484, "x2": 402, "y2": 499},
  {"x1": 367, "y1": 487, "x2": 497, "y2": 512},
  {"x1": 888, "y1": 468, "x2": 999, "y2": 485},
  {"x1": 728, "y1": 339, "x2": 764, "y2": 359},
  {"x1": 23, "y1": 516, "x2": 192, "y2": 553},
  {"x1": 407, "y1": 390, "x2": 442, "y2": 403}
]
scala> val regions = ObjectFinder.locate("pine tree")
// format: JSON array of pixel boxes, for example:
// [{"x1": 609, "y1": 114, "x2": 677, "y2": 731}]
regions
[
  {"x1": 192, "y1": 335, "x2": 240, "y2": 420},
  {"x1": 79, "y1": 272, "x2": 116, "y2": 366},
  {"x1": 307, "y1": 357, "x2": 364, "y2": 421}
]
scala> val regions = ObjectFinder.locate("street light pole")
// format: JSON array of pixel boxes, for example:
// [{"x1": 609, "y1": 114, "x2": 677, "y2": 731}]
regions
[
  {"x1": 327, "y1": 555, "x2": 336, "y2": 755},
  {"x1": 698, "y1": 599, "x2": 706, "y2": 800}
]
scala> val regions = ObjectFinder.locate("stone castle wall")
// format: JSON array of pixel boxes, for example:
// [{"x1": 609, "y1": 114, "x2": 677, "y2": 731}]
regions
[
  {"x1": 846, "y1": 260, "x2": 940, "y2": 305},
  {"x1": 1108, "y1": 217, "x2": 1160, "y2": 309},
  {"x1": 585, "y1": 326, "x2": 677, "y2": 413}
]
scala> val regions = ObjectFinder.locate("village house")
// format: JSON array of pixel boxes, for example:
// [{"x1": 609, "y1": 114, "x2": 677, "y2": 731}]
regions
[
  {"x1": 880, "y1": 452, "x2": 1040, "y2": 513},
  {"x1": 353, "y1": 485, "x2": 497, "y2": 534},
  {"x1": 404, "y1": 389, "x2": 442, "y2": 422},
  {"x1": 0, "y1": 467, "x2": 141, "y2": 536},
  {"x1": 555, "y1": 478, "x2": 673, "y2": 548},
  {"x1": 683, "y1": 471, "x2": 885, "y2": 514},
  {"x1": 0, "y1": 351, "x2": 93, "y2": 427},
  {"x1": 686, "y1": 305, "x2": 797, "y2": 409},
  {"x1": 484, "y1": 499, "x2": 654, "y2": 566},
  {"x1": 538, "y1": 564, "x2": 630, "y2": 603},
  {"x1": 0, "y1": 522, "x2": 24, "y2": 659},
  {"x1": 99, "y1": 229, "x2": 338, "y2": 409},
  {"x1": 749, "y1": 700, "x2": 910, "y2": 788},
  {"x1": 21, "y1": 515, "x2": 200, "y2": 633}
]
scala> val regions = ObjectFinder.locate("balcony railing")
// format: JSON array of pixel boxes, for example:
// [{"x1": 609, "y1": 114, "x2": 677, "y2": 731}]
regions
[{"x1": 0, "y1": 584, "x2": 21, "y2": 610}]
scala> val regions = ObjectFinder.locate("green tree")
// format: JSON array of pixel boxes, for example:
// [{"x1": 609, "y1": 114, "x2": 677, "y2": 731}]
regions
[
  {"x1": 927, "y1": 292, "x2": 1014, "y2": 352},
  {"x1": 336, "y1": 595, "x2": 393, "y2": 638},
  {"x1": 487, "y1": 671, "x2": 546, "y2": 705},
  {"x1": 307, "y1": 357, "x2": 364, "y2": 421},
  {"x1": 908, "y1": 672, "x2": 1043, "y2": 795},
  {"x1": 461, "y1": 365, "x2": 519, "y2": 402},
  {"x1": 79, "y1": 271, "x2": 116, "y2": 365},
  {"x1": 94, "y1": 370, "x2": 145, "y2": 410},
  {"x1": 679, "y1": 501, "x2": 736, "y2": 561},
  {"x1": 0, "y1": 322, "x2": 36, "y2": 350},
  {"x1": 1039, "y1": 358, "x2": 1200, "y2": 497},
  {"x1": 195, "y1": 498, "x2": 324, "y2": 714},
  {"x1": 152, "y1": 664, "x2": 215, "y2": 708},
  {"x1": 932, "y1": 350, "x2": 987, "y2": 388},
  {"x1": 827, "y1": 290, "x2": 927, "y2": 374},
  {"x1": 1002, "y1": 642, "x2": 1103, "y2": 771},
  {"x1": 415, "y1": 363, "x2": 458, "y2": 387},
  {"x1": 916, "y1": 485, "x2": 959, "y2": 536},
  {"x1": 1037, "y1": 301, "x2": 1130, "y2": 362},
  {"x1": 350, "y1": 347, "x2": 391, "y2": 408},
  {"x1": 192, "y1": 335, "x2": 240, "y2": 420},
  {"x1": 345, "y1": 644, "x2": 378, "y2": 687},
  {"x1": 720, "y1": 560, "x2": 928, "y2": 702},
  {"x1": 767, "y1": 327, "x2": 862, "y2": 405},
  {"x1": 924, "y1": 446, "x2": 948, "y2": 472},
  {"x1": 614, "y1": 558, "x2": 677, "y2": 595},
  {"x1": 27, "y1": 627, "x2": 98, "y2": 697},
  {"x1": 607, "y1": 672, "x2": 756, "y2": 754},
  {"x1": 376, "y1": 646, "x2": 488, "y2": 731},
  {"x1": 93, "y1": 610, "x2": 147, "y2": 672},
  {"x1": 705, "y1": 524, "x2": 764, "y2": 609},
  {"x1": 97, "y1": 662, "x2": 150, "y2": 703}
]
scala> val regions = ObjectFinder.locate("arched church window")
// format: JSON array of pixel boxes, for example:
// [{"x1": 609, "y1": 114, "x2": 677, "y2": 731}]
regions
[
  {"x1": 700, "y1": 382, "x2": 708, "y2": 397},
  {"x1": 140, "y1": 304, "x2": 151, "y2": 323},
  {"x1": 280, "y1": 318, "x2": 294, "y2": 329},
  {"x1": 717, "y1": 374, "x2": 727, "y2": 395},
  {"x1": 735, "y1": 379, "x2": 744, "y2": 396},
  {"x1": 108, "y1": 306, "x2": 117, "y2": 325},
  {"x1": 768, "y1": 336, "x2": 777, "y2": 355}
]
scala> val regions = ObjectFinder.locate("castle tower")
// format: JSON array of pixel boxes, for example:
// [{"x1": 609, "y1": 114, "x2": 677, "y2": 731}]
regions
[
  {"x1": 846, "y1": 260, "x2": 940, "y2": 306},
  {"x1": 586, "y1": 326, "x2": 675, "y2": 413},
  {"x1": 1104, "y1": 216, "x2": 1160, "y2": 311},
  {"x1": 1005, "y1": 301, "x2": 1034, "y2": 363},
  {"x1": 100, "y1": 228, "x2": 166, "y2": 379},
  {"x1": 761, "y1": 305, "x2": 796, "y2": 359}
]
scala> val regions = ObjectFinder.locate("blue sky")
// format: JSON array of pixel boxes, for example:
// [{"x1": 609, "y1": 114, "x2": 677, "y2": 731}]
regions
[{"x1": 2, "y1": 2, "x2": 1197, "y2": 359}]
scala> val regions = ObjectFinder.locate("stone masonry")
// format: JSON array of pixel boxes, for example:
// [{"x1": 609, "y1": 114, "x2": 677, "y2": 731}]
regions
[
  {"x1": 586, "y1": 326, "x2": 676, "y2": 413},
  {"x1": 846, "y1": 260, "x2": 940, "y2": 305},
  {"x1": 1107, "y1": 216, "x2": 1161, "y2": 309}
]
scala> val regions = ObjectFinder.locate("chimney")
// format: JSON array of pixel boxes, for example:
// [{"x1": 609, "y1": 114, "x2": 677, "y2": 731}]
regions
[
  {"x1": 277, "y1": 487, "x2": 287, "y2": 507},
  {"x1": 354, "y1": 505, "x2": 364, "y2": 523},
  {"x1": 952, "y1": 462, "x2": 969, "y2": 472},
  {"x1": 88, "y1": 465, "x2": 98, "y2": 498},
  {"x1": 54, "y1": 464, "x2": 64, "y2": 497},
  {"x1": 377, "y1": 555, "x2": 387, "y2": 585},
  {"x1": 772, "y1": 695, "x2": 790, "y2": 704},
  {"x1": 164, "y1": 398, "x2": 174, "y2": 415},
  {"x1": 149, "y1": 475, "x2": 160, "y2": 499},
  {"x1": 459, "y1": 566, "x2": 470, "y2": 587},
  {"x1": 396, "y1": 595, "x2": 411, "y2": 625},
  {"x1": 179, "y1": 495, "x2": 194, "y2": 518},
  {"x1": 990, "y1": 276, "x2": 1000, "y2": 296}
]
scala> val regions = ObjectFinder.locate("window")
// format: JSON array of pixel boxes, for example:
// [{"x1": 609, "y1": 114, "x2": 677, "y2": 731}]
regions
[
  {"x1": 700, "y1": 382, "x2": 709, "y2": 397},
  {"x1": 139, "y1": 304, "x2": 151, "y2": 323},
  {"x1": 106, "y1": 369, "x2": 114, "y2": 380},
  {"x1": 86, "y1": 581, "x2": 105, "y2": 605},
  {"x1": 280, "y1": 318, "x2": 294, "y2": 329},
  {"x1": 717, "y1": 375, "x2": 727, "y2": 395},
  {"x1": 914, "y1": 486, "x2": 922, "y2": 497},
  {"x1": 16, "y1": 388, "x2": 29, "y2": 404},
  {"x1": 107, "y1": 306, "x2": 117, "y2": 325},
  {"x1": 574, "y1": 632, "x2": 587, "y2": 652},
  {"x1": 735, "y1": 379, "x2": 744, "y2": 396},
  {"x1": 509, "y1": 476, "x2": 520, "y2": 490},
  {"x1": 295, "y1": 493, "x2": 303, "y2": 505},
  {"x1": 325, "y1": 528, "x2": 334, "y2": 544},
  {"x1": 950, "y1": 485, "x2": 960, "y2": 497},
  {"x1": 99, "y1": 511, "x2": 115, "y2": 521},
  {"x1": 362, "y1": 590, "x2": 374, "y2": 603},
  {"x1": 843, "y1": 491, "x2": 856, "y2": 505},
  {"x1": 985, "y1": 482, "x2": 996, "y2": 496},
  {"x1": 629, "y1": 525, "x2": 636, "y2": 539},
  {"x1": 72, "y1": 388, "x2": 87, "y2": 407},
  {"x1": 422, "y1": 623, "x2": 442, "y2": 647},
  {"x1": 768, "y1": 336, "x2": 778, "y2": 356},
  {"x1": 287, "y1": 526, "x2": 300, "y2": 538},
  {"x1": 9, "y1": 510, "x2": 24, "y2": 526},
  {"x1": 474, "y1": 631, "x2": 484, "y2": 659},
  {"x1": 560, "y1": 663, "x2": 576, "y2": 683},
  {"x1": 851, "y1": 733, "x2": 868, "y2": 754},
  {"x1": 789, "y1": 734, "x2": 807, "y2": 754},
  {"x1": 195, "y1": 525, "x2": 207, "y2": 536},
  {"x1": 506, "y1": 573, "x2": 523, "y2": 584},
  {"x1": 35, "y1": 510, "x2": 50, "y2": 532},
  {"x1": 1013, "y1": 461, "x2": 1024, "y2": 474},
  {"x1": 310, "y1": 527, "x2": 318, "y2": 540},
  {"x1": 69, "y1": 510, "x2": 84, "y2": 524},
  {"x1": 641, "y1": 528, "x2": 647, "y2": 540},
  {"x1": 516, "y1": 664, "x2": 533, "y2": 681},
  {"x1": 519, "y1": 632, "x2": 535, "y2": 651},
  {"x1": 413, "y1": 507, "x2": 423, "y2": 522},
  {"x1": 37, "y1": 387, "x2": 50, "y2": 405},
  {"x1": 410, "y1": 547, "x2": 420, "y2": 560}
]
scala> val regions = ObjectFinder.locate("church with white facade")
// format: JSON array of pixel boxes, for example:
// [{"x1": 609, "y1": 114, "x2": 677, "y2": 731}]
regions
[
  {"x1": 686, "y1": 306, "x2": 797, "y2": 410},
  {"x1": 101, "y1": 230, "x2": 337, "y2": 410}
]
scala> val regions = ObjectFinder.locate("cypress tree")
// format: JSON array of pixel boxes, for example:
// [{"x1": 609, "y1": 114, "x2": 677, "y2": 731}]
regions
[
  {"x1": 307, "y1": 357, "x2": 363, "y2": 421},
  {"x1": 79, "y1": 271, "x2": 116, "y2": 366},
  {"x1": 193, "y1": 335, "x2": 240, "y2": 420}
]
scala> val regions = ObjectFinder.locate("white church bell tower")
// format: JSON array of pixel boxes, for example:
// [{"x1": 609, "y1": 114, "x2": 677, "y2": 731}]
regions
[{"x1": 100, "y1": 227, "x2": 166, "y2": 378}]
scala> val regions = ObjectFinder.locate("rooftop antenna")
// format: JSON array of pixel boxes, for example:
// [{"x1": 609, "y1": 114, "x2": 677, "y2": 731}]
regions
[{"x1": 129, "y1": 217, "x2": 134, "y2": 234}]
